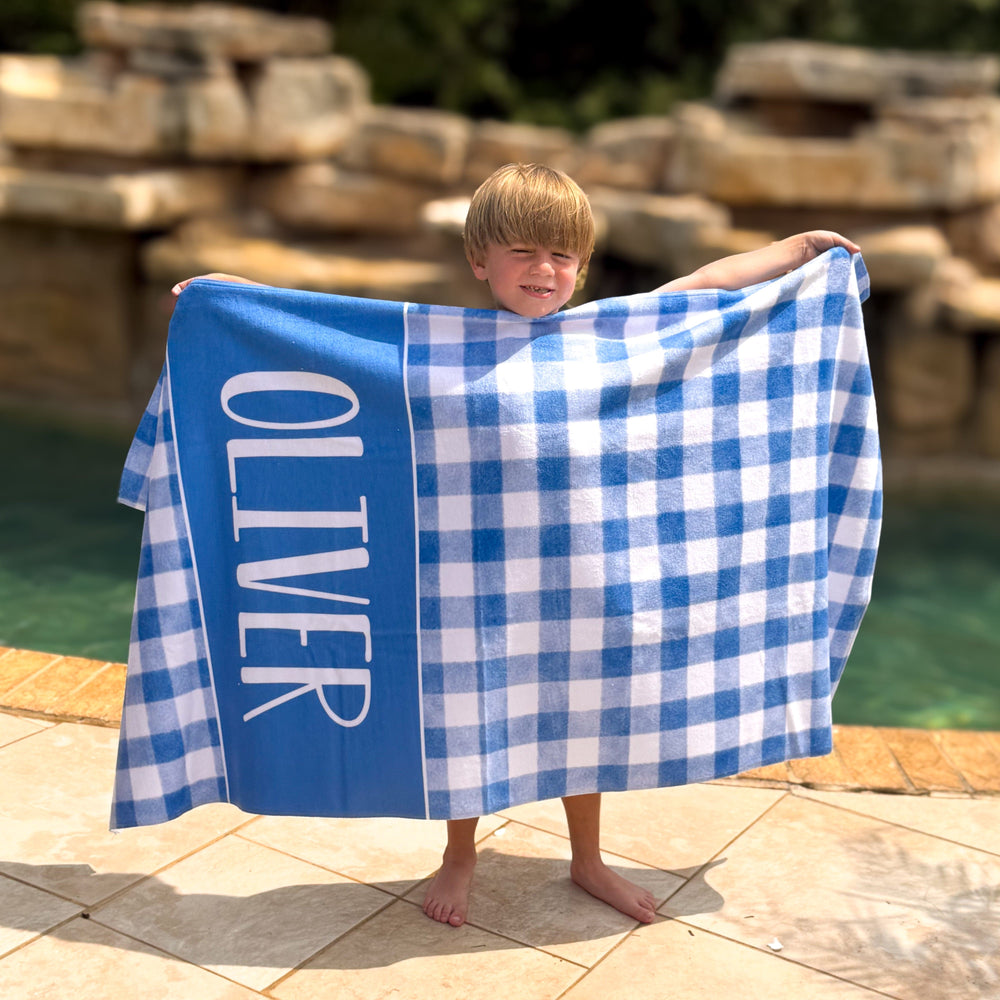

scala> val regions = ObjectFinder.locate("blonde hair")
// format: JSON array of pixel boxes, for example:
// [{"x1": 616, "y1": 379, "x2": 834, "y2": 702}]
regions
[{"x1": 464, "y1": 164, "x2": 595, "y2": 279}]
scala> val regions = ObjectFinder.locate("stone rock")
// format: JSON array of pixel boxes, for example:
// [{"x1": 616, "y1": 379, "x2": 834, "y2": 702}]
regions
[
  {"x1": 716, "y1": 40, "x2": 1000, "y2": 104},
  {"x1": 122, "y1": 46, "x2": 230, "y2": 79},
  {"x1": 671, "y1": 226, "x2": 778, "y2": 276},
  {"x1": 587, "y1": 187, "x2": 729, "y2": 270},
  {"x1": 78, "y1": 1, "x2": 332, "y2": 61},
  {"x1": 877, "y1": 95, "x2": 1000, "y2": 134},
  {"x1": 421, "y1": 195, "x2": 471, "y2": 240},
  {"x1": 946, "y1": 203, "x2": 1000, "y2": 271},
  {"x1": 338, "y1": 106, "x2": 470, "y2": 186},
  {"x1": 464, "y1": 120, "x2": 577, "y2": 185},
  {"x1": 0, "y1": 165, "x2": 237, "y2": 229},
  {"x1": 670, "y1": 104, "x2": 1000, "y2": 210},
  {"x1": 576, "y1": 116, "x2": 675, "y2": 191},
  {"x1": 0, "y1": 56, "x2": 181, "y2": 156},
  {"x1": 0, "y1": 220, "x2": 138, "y2": 408},
  {"x1": 853, "y1": 226, "x2": 950, "y2": 290},
  {"x1": 882, "y1": 292, "x2": 976, "y2": 431},
  {"x1": 938, "y1": 274, "x2": 1000, "y2": 333},
  {"x1": 976, "y1": 337, "x2": 1000, "y2": 457},
  {"x1": 0, "y1": 51, "x2": 368, "y2": 161},
  {"x1": 253, "y1": 163, "x2": 437, "y2": 235},
  {"x1": 142, "y1": 219, "x2": 463, "y2": 303},
  {"x1": 182, "y1": 70, "x2": 250, "y2": 158},
  {"x1": 249, "y1": 56, "x2": 369, "y2": 161}
]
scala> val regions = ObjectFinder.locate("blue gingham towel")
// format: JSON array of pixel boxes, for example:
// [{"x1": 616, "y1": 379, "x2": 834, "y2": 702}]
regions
[{"x1": 113, "y1": 248, "x2": 880, "y2": 828}]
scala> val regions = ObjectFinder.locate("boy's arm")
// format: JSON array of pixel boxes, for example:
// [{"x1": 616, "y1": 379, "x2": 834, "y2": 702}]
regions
[{"x1": 654, "y1": 231, "x2": 861, "y2": 293}]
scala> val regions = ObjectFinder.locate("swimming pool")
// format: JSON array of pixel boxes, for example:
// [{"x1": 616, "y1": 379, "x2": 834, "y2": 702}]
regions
[{"x1": 1, "y1": 411, "x2": 997, "y2": 730}]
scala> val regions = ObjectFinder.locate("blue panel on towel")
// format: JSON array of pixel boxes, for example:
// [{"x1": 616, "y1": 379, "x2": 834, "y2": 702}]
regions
[{"x1": 165, "y1": 282, "x2": 424, "y2": 818}]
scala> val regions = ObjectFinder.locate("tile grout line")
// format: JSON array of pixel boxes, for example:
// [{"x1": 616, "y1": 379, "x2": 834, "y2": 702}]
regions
[
  {"x1": 0, "y1": 909, "x2": 85, "y2": 966},
  {"x1": 786, "y1": 785, "x2": 1000, "y2": 860},
  {"x1": 550, "y1": 914, "x2": 661, "y2": 1000},
  {"x1": 259, "y1": 892, "x2": 402, "y2": 995},
  {"x1": 930, "y1": 730, "x2": 999, "y2": 795},
  {"x1": 397, "y1": 894, "x2": 594, "y2": 970},
  {"x1": 658, "y1": 789, "x2": 792, "y2": 909},
  {"x1": 0, "y1": 653, "x2": 65, "y2": 699},
  {"x1": 658, "y1": 916, "x2": 908, "y2": 1000},
  {"x1": 81, "y1": 813, "x2": 267, "y2": 920},
  {"x1": 879, "y1": 728, "x2": 973, "y2": 795},
  {"x1": 76, "y1": 913, "x2": 272, "y2": 998},
  {"x1": 484, "y1": 812, "x2": 691, "y2": 874},
  {"x1": 232, "y1": 826, "x2": 412, "y2": 899},
  {"x1": 0, "y1": 716, "x2": 60, "y2": 753},
  {"x1": 58, "y1": 659, "x2": 114, "y2": 700}
]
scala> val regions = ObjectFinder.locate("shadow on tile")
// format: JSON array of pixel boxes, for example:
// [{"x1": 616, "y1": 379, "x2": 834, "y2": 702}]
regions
[
  {"x1": 1, "y1": 852, "x2": 728, "y2": 968},
  {"x1": 658, "y1": 858, "x2": 726, "y2": 917},
  {"x1": 661, "y1": 797, "x2": 1000, "y2": 1000},
  {"x1": 763, "y1": 827, "x2": 1000, "y2": 998}
]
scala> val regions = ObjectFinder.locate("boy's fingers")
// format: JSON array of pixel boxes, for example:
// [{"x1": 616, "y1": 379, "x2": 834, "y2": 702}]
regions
[{"x1": 172, "y1": 272, "x2": 263, "y2": 296}]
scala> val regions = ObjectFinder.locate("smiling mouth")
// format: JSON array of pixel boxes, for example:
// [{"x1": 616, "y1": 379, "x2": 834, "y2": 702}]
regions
[{"x1": 522, "y1": 285, "x2": 553, "y2": 295}]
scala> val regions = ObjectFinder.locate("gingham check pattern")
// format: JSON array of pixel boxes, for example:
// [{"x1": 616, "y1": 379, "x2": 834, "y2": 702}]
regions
[{"x1": 113, "y1": 248, "x2": 880, "y2": 828}]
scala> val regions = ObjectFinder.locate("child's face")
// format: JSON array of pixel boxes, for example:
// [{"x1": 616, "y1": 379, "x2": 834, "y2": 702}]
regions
[{"x1": 470, "y1": 243, "x2": 581, "y2": 317}]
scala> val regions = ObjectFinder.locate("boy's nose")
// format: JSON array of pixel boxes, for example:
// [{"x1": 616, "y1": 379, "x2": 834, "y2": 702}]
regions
[{"x1": 531, "y1": 258, "x2": 555, "y2": 275}]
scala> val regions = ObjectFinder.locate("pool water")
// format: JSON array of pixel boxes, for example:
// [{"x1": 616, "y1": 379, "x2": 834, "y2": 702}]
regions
[
  {"x1": 0, "y1": 413, "x2": 142, "y2": 663},
  {"x1": 1, "y1": 413, "x2": 997, "y2": 729},
  {"x1": 834, "y1": 487, "x2": 1000, "y2": 731}
]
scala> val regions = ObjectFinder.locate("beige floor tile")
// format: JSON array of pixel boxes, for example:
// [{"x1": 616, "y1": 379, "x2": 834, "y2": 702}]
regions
[
  {"x1": 0, "y1": 874, "x2": 80, "y2": 958},
  {"x1": 0, "y1": 712, "x2": 49, "y2": 748},
  {"x1": 0, "y1": 916, "x2": 260, "y2": 999},
  {"x1": 273, "y1": 897, "x2": 584, "y2": 1000},
  {"x1": 404, "y1": 820, "x2": 682, "y2": 966},
  {"x1": 499, "y1": 783, "x2": 786, "y2": 872},
  {"x1": 562, "y1": 919, "x2": 886, "y2": 999},
  {"x1": 0, "y1": 722, "x2": 248, "y2": 905},
  {"x1": 793, "y1": 786, "x2": 1000, "y2": 856},
  {"x1": 240, "y1": 812, "x2": 504, "y2": 894},
  {"x1": 659, "y1": 794, "x2": 1000, "y2": 1000},
  {"x1": 93, "y1": 833, "x2": 393, "y2": 992}
]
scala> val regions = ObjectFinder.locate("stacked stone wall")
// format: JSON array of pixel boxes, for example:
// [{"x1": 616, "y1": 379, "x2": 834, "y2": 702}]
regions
[{"x1": 0, "y1": 7, "x2": 998, "y2": 460}]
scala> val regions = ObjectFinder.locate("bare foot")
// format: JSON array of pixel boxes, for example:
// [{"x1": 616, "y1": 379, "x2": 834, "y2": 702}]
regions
[
  {"x1": 422, "y1": 848, "x2": 476, "y2": 927},
  {"x1": 570, "y1": 857, "x2": 657, "y2": 923}
]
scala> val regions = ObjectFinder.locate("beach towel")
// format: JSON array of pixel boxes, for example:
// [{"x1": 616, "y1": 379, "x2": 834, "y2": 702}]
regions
[{"x1": 113, "y1": 247, "x2": 880, "y2": 829}]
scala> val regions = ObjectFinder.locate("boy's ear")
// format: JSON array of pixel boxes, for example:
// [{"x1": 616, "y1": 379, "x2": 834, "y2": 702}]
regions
[{"x1": 467, "y1": 250, "x2": 488, "y2": 281}]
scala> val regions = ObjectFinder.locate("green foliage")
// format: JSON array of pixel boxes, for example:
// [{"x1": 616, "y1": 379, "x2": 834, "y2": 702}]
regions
[
  {"x1": 3, "y1": 0, "x2": 1000, "y2": 129},
  {"x1": 0, "y1": 0, "x2": 80, "y2": 53}
]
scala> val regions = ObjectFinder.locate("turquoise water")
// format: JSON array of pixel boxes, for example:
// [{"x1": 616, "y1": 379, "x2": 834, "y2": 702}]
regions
[
  {"x1": 833, "y1": 487, "x2": 1000, "y2": 731},
  {"x1": 1, "y1": 412, "x2": 997, "y2": 729},
  {"x1": 0, "y1": 413, "x2": 141, "y2": 662}
]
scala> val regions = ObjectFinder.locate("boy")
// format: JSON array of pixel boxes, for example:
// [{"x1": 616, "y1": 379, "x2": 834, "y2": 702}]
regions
[{"x1": 173, "y1": 162, "x2": 860, "y2": 929}]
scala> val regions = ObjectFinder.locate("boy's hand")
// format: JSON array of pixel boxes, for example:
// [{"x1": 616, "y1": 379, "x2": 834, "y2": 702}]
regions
[
  {"x1": 171, "y1": 273, "x2": 263, "y2": 297},
  {"x1": 784, "y1": 231, "x2": 862, "y2": 268}
]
